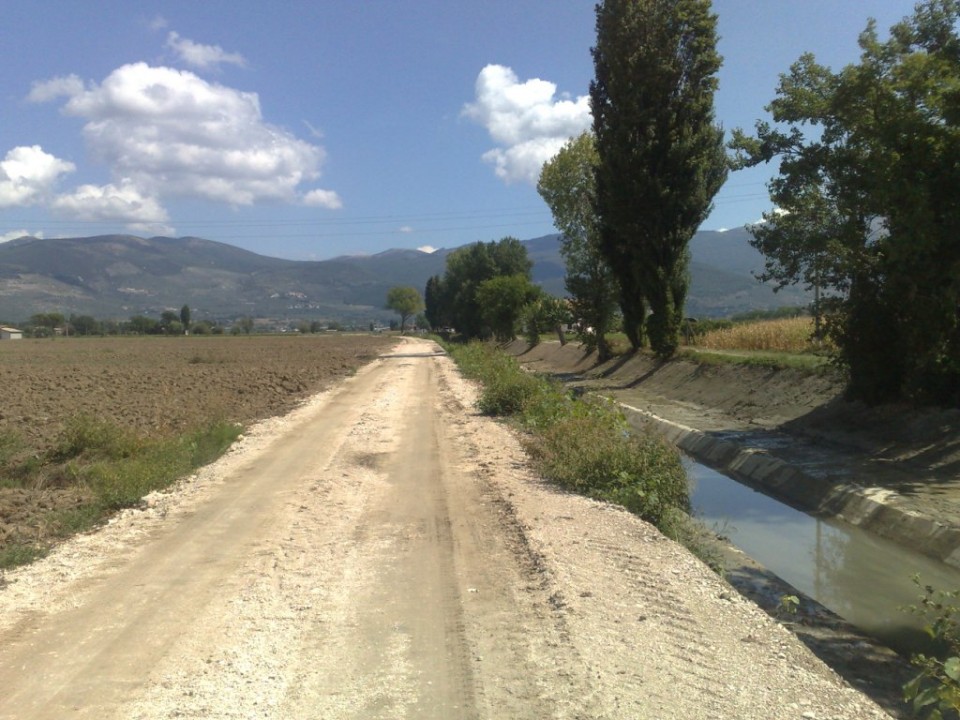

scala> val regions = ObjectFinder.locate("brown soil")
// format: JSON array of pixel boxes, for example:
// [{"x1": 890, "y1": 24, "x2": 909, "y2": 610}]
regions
[
  {"x1": 0, "y1": 339, "x2": 891, "y2": 718},
  {"x1": 0, "y1": 334, "x2": 395, "y2": 552}
]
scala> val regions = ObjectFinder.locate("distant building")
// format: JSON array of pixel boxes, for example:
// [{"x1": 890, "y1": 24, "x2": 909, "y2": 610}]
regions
[{"x1": 0, "y1": 327, "x2": 22, "y2": 340}]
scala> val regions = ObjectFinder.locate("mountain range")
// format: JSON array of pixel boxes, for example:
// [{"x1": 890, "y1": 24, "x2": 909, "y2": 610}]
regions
[{"x1": 0, "y1": 227, "x2": 810, "y2": 325}]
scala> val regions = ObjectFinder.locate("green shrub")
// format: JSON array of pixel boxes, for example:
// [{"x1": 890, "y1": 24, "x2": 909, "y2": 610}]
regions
[
  {"x1": 525, "y1": 405, "x2": 688, "y2": 528},
  {"x1": 478, "y1": 372, "x2": 541, "y2": 416},
  {"x1": 450, "y1": 342, "x2": 542, "y2": 416},
  {"x1": 904, "y1": 579, "x2": 960, "y2": 719},
  {"x1": 0, "y1": 544, "x2": 47, "y2": 570},
  {"x1": 82, "y1": 420, "x2": 242, "y2": 511},
  {"x1": 448, "y1": 341, "x2": 689, "y2": 531},
  {"x1": 51, "y1": 415, "x2": 141, "y2": 462}
]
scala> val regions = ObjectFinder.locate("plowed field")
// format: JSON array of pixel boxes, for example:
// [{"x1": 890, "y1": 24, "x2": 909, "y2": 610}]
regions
[
  {"x1": 0, "y1": 339, "x2": 890, "y2": 719},
  {"x1": 0, "y1": 334, "x2": 395, "y2": 552}
]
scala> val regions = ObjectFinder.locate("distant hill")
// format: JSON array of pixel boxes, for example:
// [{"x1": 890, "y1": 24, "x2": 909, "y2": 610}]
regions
[{"x1": 0, "y1": 228, "x2": 809, "y2": 324}]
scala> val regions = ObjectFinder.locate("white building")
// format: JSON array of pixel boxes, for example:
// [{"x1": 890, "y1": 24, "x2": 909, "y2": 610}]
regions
[{"x1": 0, "y1": 327, "x2": 23, "y2": 340}]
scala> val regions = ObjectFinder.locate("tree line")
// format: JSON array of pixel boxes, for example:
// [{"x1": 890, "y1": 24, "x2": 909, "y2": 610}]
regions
[
  {"x1": 471, "y1": 0, "x2": 959, "y2": 407},
  {"x1": 419, "y1": 236, "x2": 568, "y2": 343},
  {"x1": 22, "y1": 307, "x2": 246, "y2": 337},
  {"x1": 418, "y1": 0, "x2": 726, "y2": 360}
]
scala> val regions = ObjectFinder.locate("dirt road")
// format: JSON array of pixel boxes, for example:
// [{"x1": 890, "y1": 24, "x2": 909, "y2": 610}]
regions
[{"x1": 0, "y1": 340, "x2": 890, "y2": 719}]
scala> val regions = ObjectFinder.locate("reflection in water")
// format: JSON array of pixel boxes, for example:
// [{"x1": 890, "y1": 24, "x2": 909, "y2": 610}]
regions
[{"x1": 688, "y1": 461, "x2": 960, "y2": 654}]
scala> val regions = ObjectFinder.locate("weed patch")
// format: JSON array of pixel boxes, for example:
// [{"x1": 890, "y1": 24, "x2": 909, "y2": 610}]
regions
[
  {"x1": 0, "y1": 543, "x2": 47, "y2": 571},
  {"x1": 448, "y1": 342, "x2": 689, "y2": 531},
  {"x1": 0, "y1": 418, "x2": 243, "y2": 568}
]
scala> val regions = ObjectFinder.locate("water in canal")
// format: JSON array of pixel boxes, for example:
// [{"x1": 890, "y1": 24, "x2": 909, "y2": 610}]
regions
[{"x1": 688, "y1": 460, "x2": 960, "y2": 656}]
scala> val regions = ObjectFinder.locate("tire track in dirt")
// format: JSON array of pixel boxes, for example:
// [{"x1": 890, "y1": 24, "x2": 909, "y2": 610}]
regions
[
  {"x1": 0, "y1": 341, "x2": 593, "y2": 719},
  {"x1": 0, "y1": 340, "x2": 895, "y2": 719},
  {"x1": 0, "y1": 352, "x2": 403, "y2": 719}
]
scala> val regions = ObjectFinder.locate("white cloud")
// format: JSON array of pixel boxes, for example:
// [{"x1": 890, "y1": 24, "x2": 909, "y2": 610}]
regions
[
  {"x1": 0, "y1": 145, "x2": 75, "y2": 208},
  {"x1": 417, "y1": 245, "x2": 437, "y2": 254},
  {"x1": 751, "y1": 207, "x2": 790, "y2": 226},
  {"x1": 463, "y1": 64, "x2": 591, "y2": 184},
  {"x1": 149, "y1": 15, "x2": 169, "y2": 31},
  {"x1": 399, "y1": 226, "x2": 414, "y2": 233},
  {"x1": 303, "y1": 188, "x2": 343, "y2": 209},
  {"x1": 51, "y1": 178, "x2": 169, "y2": 228},
  {"x1": 166, "y1": 32, "x2": 246, "y2": 70},
  {"x1": 0, "y1": 229, "x2": 39, "y2": 243},
  {"x1": 31, "y1": 62, "x2": 330, "y2": 211},
  {"x1": 27, "y1": 75, "x2": 85, "y2": 103}
]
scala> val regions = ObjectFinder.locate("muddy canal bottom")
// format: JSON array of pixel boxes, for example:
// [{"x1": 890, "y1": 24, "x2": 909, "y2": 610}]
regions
[{"x1": 688, "y1": 460, "x2": 960, "y2": 656}]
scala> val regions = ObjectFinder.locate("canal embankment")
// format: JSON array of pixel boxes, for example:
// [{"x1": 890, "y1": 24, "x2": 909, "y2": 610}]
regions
[
  {"x1": 505, "y1": 339, "x2": 960, "y2": 717},
  {"x1": 506, "y1": 339, "x2": 960, "y2": 570}
]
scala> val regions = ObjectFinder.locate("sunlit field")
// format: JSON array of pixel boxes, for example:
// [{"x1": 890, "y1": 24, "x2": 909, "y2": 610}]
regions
[{"x1": 694, "y1": 317, "x2": 823, "y2": 354}]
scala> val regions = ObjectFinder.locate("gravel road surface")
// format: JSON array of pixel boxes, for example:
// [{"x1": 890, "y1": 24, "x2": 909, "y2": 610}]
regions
[{"x1": 0, "y1": 339, "x2": 890, "y2": 719}]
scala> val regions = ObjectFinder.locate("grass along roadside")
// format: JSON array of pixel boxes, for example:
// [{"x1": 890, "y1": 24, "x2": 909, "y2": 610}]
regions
[
  {"x1": 448, "y1": 341, "x2": 695, "y2": 540},
  {"x1": 0, "y1": 416, "x2": 242, "y2": 570}
]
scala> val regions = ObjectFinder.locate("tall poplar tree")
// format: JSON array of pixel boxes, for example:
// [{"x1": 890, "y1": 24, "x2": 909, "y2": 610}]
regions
[{"x1": 590, "y1": 0, "x2": 727, "y2": 355}]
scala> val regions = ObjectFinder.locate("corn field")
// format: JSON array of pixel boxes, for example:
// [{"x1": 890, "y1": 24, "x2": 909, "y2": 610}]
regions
[{"x1": 695, "y1": 317, "x2": 822, "y2": 353}]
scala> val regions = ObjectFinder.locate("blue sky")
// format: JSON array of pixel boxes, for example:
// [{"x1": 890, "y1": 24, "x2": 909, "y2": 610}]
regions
[{"x1": 0, "y1": 1, "x2": 915, "y2": 260}]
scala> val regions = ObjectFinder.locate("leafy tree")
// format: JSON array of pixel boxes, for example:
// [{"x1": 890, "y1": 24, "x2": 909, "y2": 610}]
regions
[
  {"x1": 127, "y1": 315, "x2": 158, "y2": 335},
  {"x1": 590, "y1": 0, "x2": 727, "y2": 355},
  {"x1": 730, "y1": 0, "x2": 960, "y2": 404},
  {"x1": 385, "y1": 285, "x2": 424, "y2": 335},
  {"x1": 30, "y1": 312, "x2": 65, "y2": 336},
  {"x1": 180, "y1": 305, "x2": 191, "y2": 333},
  {"x1": 438, "y1": 237, "x2": 533, "y2": 339},
  {"x1": 424, "y1": 275, "x2": 449, "y2": 331},
  {"x1": 159, "y1": 310, "x2": 180, "y2": 335},
  {"x1": 69, "y1": 314, "x2": 101, "y2": 336},
  {"x1": 537, "y1": 131, "x2": 618, "y2": 361},
  {"x1": 521, "y1": 294, "x2": 572, "y2": 346},
  {"x1": 475, "y1": 274, "x2": 542, "y2": 342},
  {"x1": 237, "y1": 316, "x2": 255, "y2": 335}
]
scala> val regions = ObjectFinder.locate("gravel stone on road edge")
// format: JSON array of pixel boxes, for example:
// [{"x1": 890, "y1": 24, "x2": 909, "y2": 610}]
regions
[{"x1": 0, "y1": 339, "x2": 892, "y2": 719}]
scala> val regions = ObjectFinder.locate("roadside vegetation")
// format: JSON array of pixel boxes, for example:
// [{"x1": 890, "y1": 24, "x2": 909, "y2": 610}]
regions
[
  {"x1": 903, "y1": 580, "x2": 960, "y2": 719},
  {"x1": 0, "y1": 334, "x2": 390, "y2": 572},
  {"x1": 0, "y1": 417, "x2": 242, "y2": 569},
  {"x1": 448, "y1": 341, "x2": 692, "y2": 539}
]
